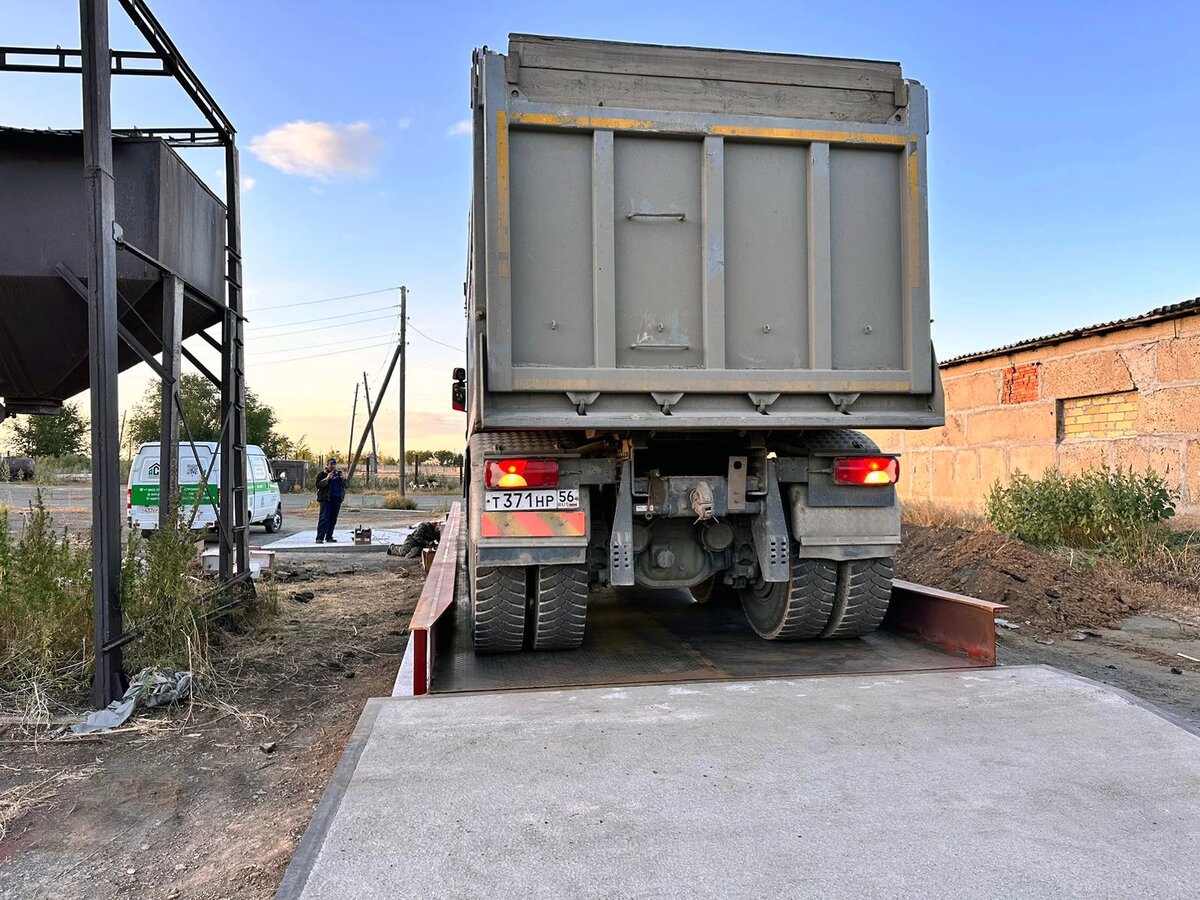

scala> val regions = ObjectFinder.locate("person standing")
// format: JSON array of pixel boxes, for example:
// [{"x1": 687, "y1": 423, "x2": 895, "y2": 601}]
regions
[{"x1": 315, "y1": 457, "x2": 346, "y2": 543}]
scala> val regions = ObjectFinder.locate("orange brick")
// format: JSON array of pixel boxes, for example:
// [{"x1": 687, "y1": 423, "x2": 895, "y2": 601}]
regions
[{"x1": 978, "y1": 446, "x2": 1008, "y2": 488}]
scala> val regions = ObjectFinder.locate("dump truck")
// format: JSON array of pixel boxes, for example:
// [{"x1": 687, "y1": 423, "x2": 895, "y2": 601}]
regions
[{"x1": 455, "y1": 34, "x2": 942, "y2": 652}]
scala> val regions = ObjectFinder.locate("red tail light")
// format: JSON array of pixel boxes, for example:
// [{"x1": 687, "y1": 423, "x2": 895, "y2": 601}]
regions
[
  {"x1": 833, "y1": 456, "x2": 899, "y2": 486},
  {"x1": 484, "y1": 459, "x2": 558, "y2": 489},
  {"x1": 127, "y1": 487, "x2": 132, "y2": 510}
]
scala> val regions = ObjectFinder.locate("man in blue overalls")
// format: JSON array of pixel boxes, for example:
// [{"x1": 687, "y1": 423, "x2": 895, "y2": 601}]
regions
[{"x1": 315, "y1": 457, "x2": 346, "y2": 543}]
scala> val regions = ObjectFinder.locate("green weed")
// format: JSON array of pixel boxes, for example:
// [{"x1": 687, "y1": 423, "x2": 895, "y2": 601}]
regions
[{"x1": 986, "y1": 466, "x2": 1175, "y2": 563}]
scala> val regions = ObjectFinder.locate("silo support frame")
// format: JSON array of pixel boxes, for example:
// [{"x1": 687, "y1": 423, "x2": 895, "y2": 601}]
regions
[{"x1": 0, "y1": 0, "x2": 250, "y2": 705}]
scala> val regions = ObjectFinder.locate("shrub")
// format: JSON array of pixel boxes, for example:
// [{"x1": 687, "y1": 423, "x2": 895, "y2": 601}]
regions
[
  {"x1": 382, "y1": 491, "x2": 418, "y2": 510},
  {"x1": 0, "y1": 493, "x2": 273, "y2": 703},
  {"x1": 986, "y1": 466, "x2": 1175, "y2": 561}
]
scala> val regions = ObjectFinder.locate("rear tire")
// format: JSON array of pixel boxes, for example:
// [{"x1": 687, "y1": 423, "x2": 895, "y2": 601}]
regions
[
  {"x1": 471, "y1": 565, "x2": 526, "y2": 652},
  {"x1": 741, "y1": 559, "x2": 837, "y2": 640},
  {"x1": 741, "y1": 556, "x2": 893, "y2": 640},
  {"x1": 822, "y1": 558, "x2": 894, "y2": 638},
  {"x1": 531, "y1": 565, "x2": 588, "y2": 650}
]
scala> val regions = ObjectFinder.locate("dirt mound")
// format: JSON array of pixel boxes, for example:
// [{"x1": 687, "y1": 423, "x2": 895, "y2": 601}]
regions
[{"x1": 895, "y1": 525, "x2": 1141, "y2": 633}]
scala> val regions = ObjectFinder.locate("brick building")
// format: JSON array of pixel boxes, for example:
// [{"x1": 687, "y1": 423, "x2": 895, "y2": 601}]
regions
[{"x1": 870, "y1": 298, "x2": 1200, "y2": 515}]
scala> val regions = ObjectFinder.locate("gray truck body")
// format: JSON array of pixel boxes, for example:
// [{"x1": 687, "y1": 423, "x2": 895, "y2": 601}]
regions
[
  {"x1": 467, "y1": 34, "x2": 943, "y2": 431},
  {"x1": 461, "y1": 36, "x2": 942, "y2": 654}
]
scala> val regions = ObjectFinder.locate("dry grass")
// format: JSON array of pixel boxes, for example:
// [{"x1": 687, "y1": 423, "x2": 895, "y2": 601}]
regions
[
  {"x1": 381, "y1": 491, "x2": 417, "y2": 510},
  {"x1": 0, "y1": 764, "x2": 100, "y2": 843},
  {"x1": 901, "y1": 500, "x2": 988, "y2": 530}
]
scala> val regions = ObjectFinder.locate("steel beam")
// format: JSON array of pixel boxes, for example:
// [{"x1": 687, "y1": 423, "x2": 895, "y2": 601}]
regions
[
  {"x1": 0, "y1": 45, "x2": 167, "y2": 75},
  {"x1": 159, "y1": 274, "x2": 184, "y2": 531},
  {"x1": 80, "y1": 0, "x2": 126, "y2": 708}
]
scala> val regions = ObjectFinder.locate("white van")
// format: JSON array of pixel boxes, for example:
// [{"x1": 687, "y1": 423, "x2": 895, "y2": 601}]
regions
[{"x1": 127, "y1": 441, "x2": 283, "y2": 535}]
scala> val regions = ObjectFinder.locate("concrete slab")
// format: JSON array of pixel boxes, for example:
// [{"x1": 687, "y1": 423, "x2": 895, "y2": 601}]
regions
[
  {"x1": 279, "y1": 666, "x2": 1200, "y2": 899},
  {"x1": 262, "y1": 527, "x2": 412, "y2": 552}
]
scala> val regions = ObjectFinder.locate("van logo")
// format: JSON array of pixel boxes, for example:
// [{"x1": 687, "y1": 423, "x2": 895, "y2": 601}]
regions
[{"x1": 148, "y1": 463, "x2": 160, "y2": 478}]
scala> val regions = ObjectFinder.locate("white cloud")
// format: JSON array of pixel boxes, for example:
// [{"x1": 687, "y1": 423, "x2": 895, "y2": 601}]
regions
[
  {"x1": 249, "y1": 121, "x2": 382, "y2": 181},
  {"x1": 446, "y1": 119, "x2": 472, "y2": 138},
  {"x1": 241, "y1": 176, "x2": 256, "y2": 193},
  {"x1": 396, "y1": 117, "x2": 412, "y2": 130}
]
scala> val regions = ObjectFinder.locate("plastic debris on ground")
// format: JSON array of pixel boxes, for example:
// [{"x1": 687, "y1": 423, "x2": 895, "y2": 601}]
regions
[{"x1": 70, "y1": 668, "x2": 193, "y2": 734}]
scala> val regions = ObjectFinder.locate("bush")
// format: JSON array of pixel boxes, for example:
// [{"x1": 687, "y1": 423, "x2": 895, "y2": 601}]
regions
[
  {"x1": 382, "y1": 491, "x2": 418, "y2": 510},
  {"x1": 986, "y1": 467, "x2": 1175, "y2": 561},
  {"x1": 0, "y1": 493, "x2": 273, "y2": 703}
]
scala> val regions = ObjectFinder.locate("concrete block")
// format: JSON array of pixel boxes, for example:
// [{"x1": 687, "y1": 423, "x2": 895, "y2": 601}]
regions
[
  {"x1": 944, "y1": 370, "x2": 1001, "y2": 410},
  {"x1": 899, "y1": 449, "x2": 931, "y2": 501},
  {"x1": 1109, "y1": 440, "x2": 1181, "y2": 479},
  {"x1": 967, "y1": 404, "x2": 1057, "y2": 445},
  {"x1": 1057, "y1": 441, "x2": 1108, "y2": 475},
  {"x1": 906, "y1": 413, "x2": 965, "y2": 449},
  {"x1": 930, "y1": 450, "x2": 957, "y2": 503},
  {"x1": 1118, "y1": 343, "x2": 1156, "y2": 387},
  {"x1": 1186, "y1": 440, "x2": 1200, "y2": 506},
  {"x1": 1139, "y1": 385, "x2": 1200, "y2": 434},
  {"x1": 1040, "y1": 350, "x2": 1135, "y2": 399},
  {"x1": 1156, "y1": 334, "x2": 1200, "y2": 383},
  {"x1": 950, "y1": 449, "x2": 981, "y2": 501},
  {"x1": 1008, "y1": 443, "x2": 1056, "y2": 478},
  {"x1": 978, "y1": 446, "x2": 1008, "y2": 490}
]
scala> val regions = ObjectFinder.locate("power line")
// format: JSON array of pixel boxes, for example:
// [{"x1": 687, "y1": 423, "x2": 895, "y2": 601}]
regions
[
  {"x1": 249, "y1": 333, "x2": 396, "y2": 357},
  {"x1": 251, "y1": 285, "x2": 401, "y2": 312},
  {"x1": 253, "y1": 340, "x2": 399, "y2": 367},
  {"x1": 249, "y1": 312, "x2": 399, "y2": 341},
  {"x1": 247, "y1": 303, "x2": 399, "y2": 332},
  {"x1": 407, "y1": 320, "x2": 460, "y2": 352}
]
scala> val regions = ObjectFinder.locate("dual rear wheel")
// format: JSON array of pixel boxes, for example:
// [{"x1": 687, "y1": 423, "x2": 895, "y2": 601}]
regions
[
  {"x1": 471, "y1": 563, "x2": 589, "y2": 652},
  {"x1": 740, "y1": 557, "x2": 894, "y2": 640}
]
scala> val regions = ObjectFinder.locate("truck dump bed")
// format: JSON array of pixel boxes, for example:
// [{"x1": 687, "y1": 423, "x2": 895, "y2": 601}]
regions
[{"x1": 468, "y1": 35, "x2": 941, "y2": 431}]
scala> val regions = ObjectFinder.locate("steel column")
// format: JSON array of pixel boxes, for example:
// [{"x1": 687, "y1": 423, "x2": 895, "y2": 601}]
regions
[
  {"x1": 80, "y1": 0, "x2": 125, "y2": 708},
  {"x1": 158, "y1": 274, "x2": 183, "y2": 529},
  {"x1": 220, "y1": 142, "x2": 249, "y2": 580},
  {"x1": 398, "y1": 286, "x2": 407, "y2": 496}
]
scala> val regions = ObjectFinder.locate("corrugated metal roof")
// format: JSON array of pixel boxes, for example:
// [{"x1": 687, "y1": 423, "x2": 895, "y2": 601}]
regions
[{"x1": 941, "y1": 297, "x2": 1200, "y2": 367}]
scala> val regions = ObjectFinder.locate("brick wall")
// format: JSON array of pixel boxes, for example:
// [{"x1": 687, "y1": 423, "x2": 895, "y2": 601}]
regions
[
  {"x1": 1059, "y1": 392, "x2": 1138, "y2": 440},
  {"x1": 867, "y1": 312, "x2": 1200, "y2": 515}
]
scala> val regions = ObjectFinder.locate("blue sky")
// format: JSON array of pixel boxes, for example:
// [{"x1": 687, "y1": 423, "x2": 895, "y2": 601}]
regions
[{"x1": 1, "y1": 0, "x2": 1197, "y2": 454}]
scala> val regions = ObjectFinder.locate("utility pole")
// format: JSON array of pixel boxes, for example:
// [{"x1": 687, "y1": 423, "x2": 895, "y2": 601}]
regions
[
  {"x1": 81, "y1": 0, "x2": 125, "y2": 708},
  {"x1": 348, "y1": 344, "x2": 401, "y2": 483},
  {"x1": 398, "y1": 285, "x2": 407, "y2": 496},
  {"x1": 362, "y1": 372, "x2": 379, "y2": 489},
  {"x1": 346, "y1": 383, "x2": 359, "y2": 466}
]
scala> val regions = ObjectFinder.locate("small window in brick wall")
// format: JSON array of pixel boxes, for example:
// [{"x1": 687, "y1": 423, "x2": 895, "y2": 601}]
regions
[
  {"x1": 1058, "y1": 392, "x2": 1139, "y2": 441},
  {"x1": 1002, "y1": 363, "x2": 1040, "y2": 404}
]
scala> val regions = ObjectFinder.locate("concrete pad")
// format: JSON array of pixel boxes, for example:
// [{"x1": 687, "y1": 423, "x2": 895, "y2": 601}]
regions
[
  {"x1": 262, "y1": 527, "x2": 412, "y2": 552},
  {"x1": 279, "y1": 666, "x2": 1200, "y2": 899}
]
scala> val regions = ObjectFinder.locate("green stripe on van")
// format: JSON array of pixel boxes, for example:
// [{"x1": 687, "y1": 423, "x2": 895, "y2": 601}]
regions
[{"x1": 131, "y1": 481, "x2": 274, "y2": 507}]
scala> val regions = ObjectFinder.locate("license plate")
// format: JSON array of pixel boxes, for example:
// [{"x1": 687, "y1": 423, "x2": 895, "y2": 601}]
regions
[{"x1": 484, "y1": 489, "x2": 579, "y2": 511}]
